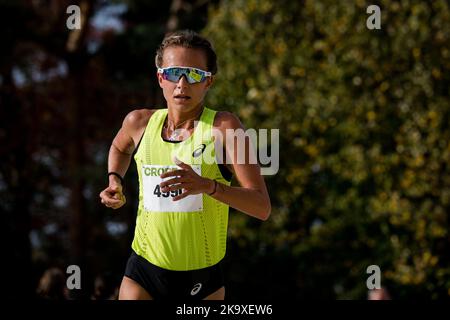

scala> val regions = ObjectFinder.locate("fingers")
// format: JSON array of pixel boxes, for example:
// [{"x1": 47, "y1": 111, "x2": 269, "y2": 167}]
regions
[
  {"x1": 110, "y1": 184, "x2": 122, "y2": 193},
  {"x1": 104, "y1": 199, "x2": 125, "y2": 209},
  {"x1": 160, "y1": 169, "x2": 186, "y2": 179},
  {"x1": 160, "y1": 177, "x2": 188, "y2": 188},
  {"x1": 111, "y1": 194, "x2": 126, "y2": 209},
  {"x1": 172, "y1": 189, "x2": 191, "y2": 201},
  {"x1": 161, "y1": 183, "x2": 186, "y2": 194},
  {"x1": 102, "y1": 185, "x2": 122, "y2": 197},
  {"x1": 176, "y1": 161, "x2": 192, "y2": 171},
  {"x1": 101, "y1": 197, "x2": 123, "y2": 208},
  {"x1": 173, "y1": 156, "x2": 193, "y2": 171}
]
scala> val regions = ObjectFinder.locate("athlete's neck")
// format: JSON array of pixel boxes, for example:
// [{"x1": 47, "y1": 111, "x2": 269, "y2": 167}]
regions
[{"x1": 166, "y1": 104, "x2": 204, "y2": 130}]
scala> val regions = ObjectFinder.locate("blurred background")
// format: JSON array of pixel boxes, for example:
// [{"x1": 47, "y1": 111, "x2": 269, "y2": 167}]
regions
[{"x1": 1, "y1": 0, "x2": 449, "y2": 300}]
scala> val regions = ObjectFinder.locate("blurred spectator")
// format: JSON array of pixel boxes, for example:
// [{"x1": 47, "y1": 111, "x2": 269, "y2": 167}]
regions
[
  {"x1": 91, "y1": 273, "x2": 119, "y2": 300},
  {"x1": 368, "y1": 287, "x2": 391, "y2": 300},
  {"x1": 36, "y1": 267, "x2": 68, "y2": 300}
]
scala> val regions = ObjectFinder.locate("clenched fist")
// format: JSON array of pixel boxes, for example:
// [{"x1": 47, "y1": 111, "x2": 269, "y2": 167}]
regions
[{"x1": 99, "y1": 183, "x2": 126, "y2": 209}]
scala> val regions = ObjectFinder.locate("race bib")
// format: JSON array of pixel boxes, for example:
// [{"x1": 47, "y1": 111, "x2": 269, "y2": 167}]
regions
[{"x1": 142, "y1": 165, "x2": 203, "y2": 213}]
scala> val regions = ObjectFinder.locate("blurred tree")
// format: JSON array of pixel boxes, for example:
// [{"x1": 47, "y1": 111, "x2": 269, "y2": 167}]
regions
[{"x1": 204, "y1": 0, "x2": 450, "y2": 299}]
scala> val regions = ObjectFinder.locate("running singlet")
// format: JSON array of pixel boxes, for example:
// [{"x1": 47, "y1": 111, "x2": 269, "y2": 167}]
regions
[{"x1": 132, "y1": 107, "x2": 231, "y2": 271}]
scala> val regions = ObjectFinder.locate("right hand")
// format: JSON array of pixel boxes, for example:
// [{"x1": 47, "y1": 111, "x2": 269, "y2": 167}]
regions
[{"x1": 99, "y1": 183, "x2": 126, "y2": 209}]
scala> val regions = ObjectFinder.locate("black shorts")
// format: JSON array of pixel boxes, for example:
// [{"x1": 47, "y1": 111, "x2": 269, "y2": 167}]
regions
[{"x1": 124, "y1": 250, "x2": 225, "y2": 300}]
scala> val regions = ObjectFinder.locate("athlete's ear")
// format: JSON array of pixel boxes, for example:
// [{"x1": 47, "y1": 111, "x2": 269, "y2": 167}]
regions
[
  {"x1": 204, "y1": 76, "x2": 214, "y2": 91},
  {"x1": 157, "y1": 70, "x2": 164, "y2": 88}
]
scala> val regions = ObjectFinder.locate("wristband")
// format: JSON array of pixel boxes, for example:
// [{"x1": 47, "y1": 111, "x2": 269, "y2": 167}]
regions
[{"x1": 108, "y1": 172, "x2": 124, "y2": 185}]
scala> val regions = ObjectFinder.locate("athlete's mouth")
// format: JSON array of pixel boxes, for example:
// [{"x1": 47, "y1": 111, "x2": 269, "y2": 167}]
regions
[{"x1": 174, "y1": 94, "x2": 191, "y2": 100}]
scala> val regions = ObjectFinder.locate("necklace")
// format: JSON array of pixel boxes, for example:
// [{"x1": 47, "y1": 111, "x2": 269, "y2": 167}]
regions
[
  {"x1": 164, "y1": 124, "x2": 193, "y2": 141},
  {"x1": 163, "y1": 107, "x2": 204, "y2": 141}
]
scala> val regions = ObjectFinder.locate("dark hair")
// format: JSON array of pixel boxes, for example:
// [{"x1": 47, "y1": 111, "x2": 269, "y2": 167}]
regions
[
  {"x1": 155, "y1": 30, "x2": 217, "y2": 75},
  {"x1": 36, "y1": 268, "x2": 67, "y2": 300}
]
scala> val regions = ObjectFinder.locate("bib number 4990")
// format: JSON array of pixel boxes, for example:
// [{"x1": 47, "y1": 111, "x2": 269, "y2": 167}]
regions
[{"x1": 153, "y1": 185, "x2": 182, "y2": 198}]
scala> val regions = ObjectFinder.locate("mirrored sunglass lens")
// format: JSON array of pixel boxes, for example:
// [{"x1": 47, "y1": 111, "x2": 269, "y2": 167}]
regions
[
  {"x1": 164, "y1": 68, "x2": 184, "y2": 81},
  {"x1": 188, "y1": 69, "x2": 204, "y2": 83},
  {"x1": 166, "y1": 68, "x2": 182, "y2": 78}
]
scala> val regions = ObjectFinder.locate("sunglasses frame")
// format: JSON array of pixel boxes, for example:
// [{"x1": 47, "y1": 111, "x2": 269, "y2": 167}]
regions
[{"x1": 157, "y1": 66, "x2": 212, "y2": 84}]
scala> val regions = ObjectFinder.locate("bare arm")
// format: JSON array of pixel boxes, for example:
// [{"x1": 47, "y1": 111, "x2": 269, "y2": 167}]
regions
[
  {"x1": 107, "y1": 121, "x2": 137, "y2": 180},
  {"x1": 100, "y1": 109, "x2": 154, "y2": 209},
  {"x1": 209, "y1": 112, "x2": 271, "y2": 220}
]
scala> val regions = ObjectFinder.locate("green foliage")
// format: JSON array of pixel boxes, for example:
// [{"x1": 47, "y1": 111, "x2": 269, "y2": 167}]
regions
[{"x1": 204, "y1": 0, "x2": 450, "y2": 298}]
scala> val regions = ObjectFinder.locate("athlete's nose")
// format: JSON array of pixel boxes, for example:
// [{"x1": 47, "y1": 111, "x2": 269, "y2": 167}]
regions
[{"x1": 176, "y1": 74, "x2": 189, "y2": 88}]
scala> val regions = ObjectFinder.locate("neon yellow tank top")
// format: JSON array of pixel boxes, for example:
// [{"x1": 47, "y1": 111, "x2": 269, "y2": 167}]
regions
[{"x1": 132, "y1": 107, "x2": 231, "y2": 271}]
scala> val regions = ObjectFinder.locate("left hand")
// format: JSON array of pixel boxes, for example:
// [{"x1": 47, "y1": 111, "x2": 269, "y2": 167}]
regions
[{"x1": 159, "y1": 158, "x2": 213, "y2": 201}]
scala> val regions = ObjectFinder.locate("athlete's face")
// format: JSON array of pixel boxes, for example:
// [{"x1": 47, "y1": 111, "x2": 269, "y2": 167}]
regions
[{"x1": 158, "y1": 46, "x2": 213, "y2": 113}]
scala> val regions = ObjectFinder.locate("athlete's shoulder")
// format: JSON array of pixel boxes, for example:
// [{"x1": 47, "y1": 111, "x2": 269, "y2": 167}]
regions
[
  {"x1": 213, "y1": 111, "x2": 245, "y2": 131},
  {"x1": 122, "y1": 108, "x2": 158, "y2": 131}
]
